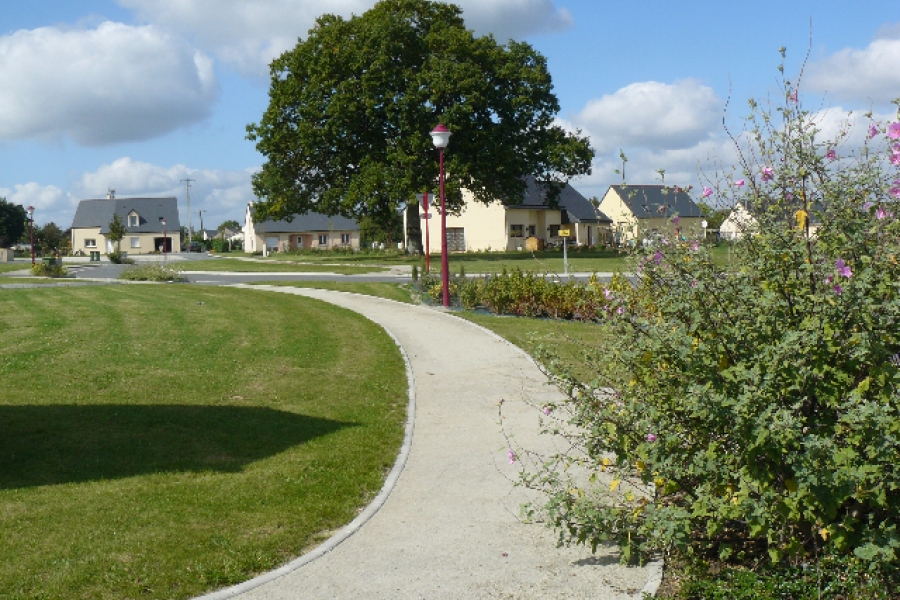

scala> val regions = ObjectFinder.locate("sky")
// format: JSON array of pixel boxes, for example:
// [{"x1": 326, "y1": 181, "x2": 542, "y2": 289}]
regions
[{"x1": 1, "y1": 1, "x2": 899, "y2": 231}]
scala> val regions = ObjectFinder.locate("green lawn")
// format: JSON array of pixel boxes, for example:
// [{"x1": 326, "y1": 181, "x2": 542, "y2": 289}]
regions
[
  {"x1": 0, "y1": 263, "x2": 31, "y2": 274},
  {"x1": 252, "y1": 281, "x2": 416, "y2": 304},
  {"x1": 177, "y1": 257, "x2": 389, "y2": 274},
  {"x1": 0, "y1": 285, "x2": 407, "y2": 599}
]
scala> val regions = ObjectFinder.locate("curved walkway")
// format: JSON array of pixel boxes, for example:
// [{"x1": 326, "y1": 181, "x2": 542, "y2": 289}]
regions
[{"x1": 200, "y1": 286, "x2": 661, "y2": 599}]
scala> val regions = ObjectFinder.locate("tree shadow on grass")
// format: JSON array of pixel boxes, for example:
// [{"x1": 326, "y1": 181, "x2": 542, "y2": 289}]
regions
[{"x1": 0, "y1": 405, "x2": 352, "y2": 490}]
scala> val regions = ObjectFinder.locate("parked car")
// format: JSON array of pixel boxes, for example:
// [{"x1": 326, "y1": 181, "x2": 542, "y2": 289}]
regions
[{"x1": 184, "y1": 241, "x2": 203, "y2": 253}]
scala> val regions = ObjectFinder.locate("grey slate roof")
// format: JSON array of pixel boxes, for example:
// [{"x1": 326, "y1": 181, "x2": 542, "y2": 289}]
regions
[
  {"x1": 71, "y1": 197, "x2": 181, "y2": 233},
  {"x1": 609, "y1": 185, "x2": 702, "y2": 219},
  {"x1": 508, "y1": 177, "x2": 612, "y2": 224},
  {"x1": 253, "y1": 211, "x2": 360, "y2": 233}
]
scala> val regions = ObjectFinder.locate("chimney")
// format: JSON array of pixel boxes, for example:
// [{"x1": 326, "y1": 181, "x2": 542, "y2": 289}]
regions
[{"x1": 107, "y1": 188, "x2": 115, "y2": 200}]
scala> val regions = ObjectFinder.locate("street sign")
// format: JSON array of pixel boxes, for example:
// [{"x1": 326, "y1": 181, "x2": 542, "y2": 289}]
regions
[{"x1": 558, "y1": 228, "x2": 571, "y2": 237}]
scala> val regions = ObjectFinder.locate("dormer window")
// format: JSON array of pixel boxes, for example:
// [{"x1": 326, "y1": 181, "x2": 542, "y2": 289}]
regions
[{"x1": 128, "y1": 213, "x2": 139, "y2": 227}]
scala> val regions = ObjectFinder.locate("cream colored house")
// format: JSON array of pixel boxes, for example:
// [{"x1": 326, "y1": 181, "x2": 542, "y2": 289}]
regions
[
  {"x1": 243, "y1": 203, "x2": 361, "y2": 255},
  {"x1": 720, "y1": 201, "x2": 821, "y2": 240},
  {"x1": 407, "y1": 178, "x2": 612, "y2": 253},
  {"x1": 70, "y1": 195, "x2": 181, "y2": 255},
  {"x1": 598, "y1": 185, "x2": 704, "y2": 244}
]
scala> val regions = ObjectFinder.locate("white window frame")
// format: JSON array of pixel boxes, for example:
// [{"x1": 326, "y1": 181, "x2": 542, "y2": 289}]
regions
[
  {"x1": 84, "y1": 239, "x2": 97, "y2": 248},
  {"x1": 318, "y1": 234, "x2": 328, "y2": 245},
  {"x1": 130, "y1": 237, "x2": 141, "y2": 248},
  {"x1": 340, "y1": 233, "x2": 350, "y2": 244},
  {"x1": 129, "y1": 214, "x2": 139, "y2": 227}
]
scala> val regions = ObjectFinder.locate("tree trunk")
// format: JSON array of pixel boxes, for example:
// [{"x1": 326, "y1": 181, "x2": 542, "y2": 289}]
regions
[{"x1": 405, "y1": 202, "x2": 423, "y2": 255}]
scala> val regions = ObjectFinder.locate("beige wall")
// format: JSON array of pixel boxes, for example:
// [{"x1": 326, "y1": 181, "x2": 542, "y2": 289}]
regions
[
  {"x1": 71, "y1": 227, "x2": 180, "y2": 255},
  {"x1": 258, "y1": 230, "x2": 360, "y2": 253}
]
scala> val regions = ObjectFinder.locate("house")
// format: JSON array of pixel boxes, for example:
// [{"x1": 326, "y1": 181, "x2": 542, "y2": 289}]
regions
[
  {"x1": 408, "y1": 177, "x2": 612, "y2": 253},
  {"x1": 598, "y1": 185, "x2": 704, "y2": 244},
  {"x1": 243, "y1": 203, "x2": 361, "y2": 255},
  {"x1": 720, "y1": 201, "x2": 821, "y2": 240},
  {"x1": 70, "y1": 194, "x2": 181, "y2": 255}
]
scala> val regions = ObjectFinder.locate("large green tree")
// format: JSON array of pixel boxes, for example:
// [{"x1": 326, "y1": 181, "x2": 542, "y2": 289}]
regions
[
  {"x1": 246, "y1": 0, "x2": 593, "y2": 231},
  {"x1": 0, "y1": 198, "x2": 27, "y2": 248}
]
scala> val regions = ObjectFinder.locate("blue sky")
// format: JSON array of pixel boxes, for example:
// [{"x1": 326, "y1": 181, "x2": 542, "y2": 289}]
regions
[{"x1": 1, "y1": 1, "x2": 898, "y2": 230}]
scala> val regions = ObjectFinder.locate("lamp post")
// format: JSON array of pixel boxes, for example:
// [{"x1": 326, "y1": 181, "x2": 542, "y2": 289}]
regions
[
  {"x1": 27, "y1": 206, "x2": 35, "y2": 266},
  {"x1": 160, "y1": 218, "x2": 167, "y2": 262},
  {"x1": 430, "y1": 124, "x2": 452, "y2": 307}
]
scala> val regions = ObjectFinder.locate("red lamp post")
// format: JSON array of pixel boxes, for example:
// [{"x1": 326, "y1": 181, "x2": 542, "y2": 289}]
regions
[
  {"x1": 429, "y1": 124, "x2": 452, "y2": 307},
  {"x1": 27, "y1": 206, "x2": 35, "y2": 266},
  {"x1": 160, "y1": 218, "x2": 167, "y2": 262}
]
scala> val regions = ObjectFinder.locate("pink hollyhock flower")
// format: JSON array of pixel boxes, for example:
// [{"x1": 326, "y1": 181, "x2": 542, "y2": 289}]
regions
[
  {"x1": 617, "y1": 306, "x2": 625, "y2": 315},
  {"x1": 646, "y1": 433, "x2": 657, "y2": 442},
  {"x1": 889, "y1": 122, "x2": 900, "y2": 139},
  {"x1": 702, "y1": 186, "x2": 713, "y2": 198},
  {"x1": 869, "y1": 124, "x2": 879, "y2": 139},
  {"x1": 892, "y1": 143, "x2": 900, "y2": 155},
  {"x1": 890, "y1": 154, "x2": 900, "y2": 166},
  {"x1": 824, "y1": 274, "x2": 834, "y2": 285},
  {"x1": 789, "y1": 89, "x2": 798, "y2": 103},
  {"x1": 734, "y1": 179, "x2": 745, "y2": 187},
  {"x1": 826, "y1": 149, "x2": 837, "y2": 161},
  {"x1": 761, "y1": 166, "x2": 774, "y2": 182},
  {"x1": 891, "y1": 183, "x2": 900, "y2": 200},
  {"x1": 672, "y1": 215, "x2": 680, "y2": 225},
  {"x1": 653, "y1": 251, "x2": 663, "y2": 264},
  {"x1": 835, "y1": 258, "x2": 852, "y2": 278},
  {"x1": 542, "y1": 406, "x2": 552, "y2": 416},
  {"x1": 690, "y1": 241, "x2": 700, "y2": 251},
  {"x1": 507, "y1": 450, "x2": 517, "y2": 464},
  {"x1": 877, "y1": 205, "x2": 887, "y2": 219},
  {"x1": 603, "y1": 288, "x2": 613, "y2": 299},
  {"x1": 833, "y1": 284, "x2": 844, "y2": 295}
]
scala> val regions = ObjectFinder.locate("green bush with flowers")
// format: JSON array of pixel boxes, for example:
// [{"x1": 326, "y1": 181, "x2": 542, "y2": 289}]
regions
[{"x1": 519, "y1": 55, "x2": 900, "y2": 588}]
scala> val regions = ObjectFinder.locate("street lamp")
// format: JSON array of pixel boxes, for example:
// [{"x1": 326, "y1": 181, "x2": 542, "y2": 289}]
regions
[
  {"x1": 160, "y1": 217, "x2": 167, "y2": 262},
  {"x1": 430, "y1": 124, "x2": 452, "y2": 307},
  {"x1": 26, "y1": 206, "x2": 35, "y2": 266}
]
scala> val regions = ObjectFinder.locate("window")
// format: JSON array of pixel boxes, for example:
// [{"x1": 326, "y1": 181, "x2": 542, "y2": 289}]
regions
[
  {"x1": 318, "y1": 234, "x2": 328, "y2": 245},
  {"x1": 130, "y1": 237, "x2": 141, "y2": 248},
  {"x1": 129, "y1": 214, "x2": 139, "y2": 227},
  {"x1": 527, "y1": 225, "x2": 536, "y2": 236},
  {"x1": 509, "y1": 224, "x2": 524, "y2": 237},
  {"x1": 85, "y1": 239, "x2": 96, "y2": 248},
  {"x1": 341, "y1": 233, "x2": 350, "y2": 244},
  {"x1": 549, "y1": 225, "x2": 560, "y2": 237}
]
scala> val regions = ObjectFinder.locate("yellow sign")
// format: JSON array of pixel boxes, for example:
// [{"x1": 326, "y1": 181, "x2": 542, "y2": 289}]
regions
[{"x1": 558, "y1": 228, "x2": 571, "y2": 237}]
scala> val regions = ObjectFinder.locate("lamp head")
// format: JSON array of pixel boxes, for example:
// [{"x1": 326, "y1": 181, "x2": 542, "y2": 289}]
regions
[
  {"x1": 430, "y1": 124, "x2": 452, "y2": 149},
  {"x1": 27, "y1": 206, "x2": 34, "y2": 217}
]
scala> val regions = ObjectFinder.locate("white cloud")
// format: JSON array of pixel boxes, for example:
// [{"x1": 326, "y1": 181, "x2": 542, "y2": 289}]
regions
[
  {"x1": 570, "y1": 80, "x2": 723, "y2": 155},
  {"x1": 72, "y1": 157, "x2": 255, "y2": 228},
  {"x1": 118, "y1": 0, "x2": 572, "y2": 76},
  {"x1": 0, "y1": 22, "x2": 218, "y2": 145},
  {"x1": 806, "y1": 25, "x2": 900, "y2": 104},
  {"x1": 0, "y1": 183, "x2": 75, "y2": 226}
]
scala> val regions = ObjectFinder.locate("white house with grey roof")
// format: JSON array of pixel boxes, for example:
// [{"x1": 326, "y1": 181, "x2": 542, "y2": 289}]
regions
[
  {"x1": 70, "y1": 195, "x2": 181, "y2": 255},
  {"x1": 408, "y1": 177, "x2": 612, "y2": 253},
  {"x1": 598, "y1": 184, "x2": 704, "y2": 244},
  {"x1": 243, "y1": 203, "x2": 361, "y2": 255}
]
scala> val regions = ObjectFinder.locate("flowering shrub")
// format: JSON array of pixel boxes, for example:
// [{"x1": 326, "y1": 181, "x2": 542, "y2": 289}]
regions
[{"x1": 522, "y1": 59, "x2": 900, "y2": 578}]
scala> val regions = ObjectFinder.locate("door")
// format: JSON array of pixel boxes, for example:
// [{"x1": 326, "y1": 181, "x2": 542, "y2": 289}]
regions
[{"x1": 446, "y1": 228, "x2": 465, "y2": 252}]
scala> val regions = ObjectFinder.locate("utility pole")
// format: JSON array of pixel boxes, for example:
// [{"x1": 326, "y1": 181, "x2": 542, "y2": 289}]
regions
[
  {"x1": 181, "y1": 178, "x2": 195, "y2": 244},
  {"x1": 198, "y1": 210, "x2": 205, "y2": 241}
]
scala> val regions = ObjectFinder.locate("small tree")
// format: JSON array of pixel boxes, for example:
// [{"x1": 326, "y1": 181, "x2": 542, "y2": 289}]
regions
[
  {"x1": 521, "y1": 53, "x2": 900, "y2": 582},
  {"x1": 0, "y1": 198, "x2": 27, "y2": 248},
  {"x1": 107, "y1": 214, "x2": 126, "y2": 253}
]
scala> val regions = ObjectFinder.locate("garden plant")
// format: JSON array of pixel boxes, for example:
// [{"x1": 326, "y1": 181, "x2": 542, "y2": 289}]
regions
[{"x1": 514, "y1": 55, "x2": 900, "y2": 596}]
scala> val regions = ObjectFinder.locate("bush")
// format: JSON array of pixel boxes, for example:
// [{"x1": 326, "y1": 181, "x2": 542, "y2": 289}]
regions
[
  {"x1": 520, "y1": 56, "x2": 900, "y2": 579},
  {"x1": 119, "y1": 264, "x2": 185, "y2": 282},
  {"x1": 107, "y1": 251, "x2": 134, "y2": 265},
  {"x1": 30, "y1": 262, "x2": 69, "y2": 277}
]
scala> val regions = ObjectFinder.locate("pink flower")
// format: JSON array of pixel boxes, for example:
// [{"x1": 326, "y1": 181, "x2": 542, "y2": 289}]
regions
[
  {"x1": 869, "y1": 124, "x2": 879, "y2": 139},
  {"x1": 690, "y1": 240, "x2": 700, "y2": 251},
  {"x1": 833, "y1": 284, "x2": 844, "y2": 295},
  {"x1": 835, "y1": 258, "x2": 852, "y2": 278},
  {"x1": 826, "y1": 149, "x2": 837, "y2": 161},
  {"x1": 617, "y1": 306, "x2": 625, "y2": 315},
  {"x1": 734, "y1": 179, "x2": 745, "y2": 187},
  {"x1": 507, "y1": 449, "x2": 517, "y2": 464},
  {"x1": 690, "y1": 280, "x2": 698, "y2": 288},
  {"x1": 891, "y1": 143, "x2": 900, "y2": 156},
  {"x1": 646, "y1": 433, "x2": 657, "y2": 442},
  {"x1": 653, "y1": 251, "x2": 663, "y2": 264},
  {"x1": 789, "y1": 89, "x2": 798, "y2": 103},
  {"x1": 889, "y1": 122, "x2": 900, "y2": 139},
  {"x1": 877, "y1": 205, "x2": 887, "y2": 219},
  {"x1": 824, "y1": 274, "x2": 833, "y2": 285},
  {"x1": 863, "y1": 201, "x2": 873, "y2": 210},
  {"x1": 761, "y1": 166, "x2": 774, "y2": 182},
  {"x1": 672, "y1": 215, "x2": 680, "y2": 225},
  {"x1": 891, "y1": 184, "x2": 900, "y2": 200},
  {"x1": 890, "y1": 154, "x2": 900, "y2": 166},
  {"x1": 702, "y1": 186, "x2": 713, "y2": 198},
  {"x1": 542, "y1": 406, "x2": 552, "y2": 416},
  {"x1": 603, "y1": 288, "x2": 613, "y2": 299}
]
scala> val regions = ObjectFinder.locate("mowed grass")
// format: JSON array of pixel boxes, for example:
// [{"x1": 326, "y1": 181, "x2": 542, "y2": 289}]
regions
[
  {"x1": 177, "y1": 257, "x2": 389, "y2": 274},
  {"x1": 0, "y1": 263, "x2": 32, "y2": 274},
  {"x1": 251, "y1": 281, "x2": 416, "y2": 304},
  {"x1": 0, "y1": 285, "x2": 407, "y2": 599}
]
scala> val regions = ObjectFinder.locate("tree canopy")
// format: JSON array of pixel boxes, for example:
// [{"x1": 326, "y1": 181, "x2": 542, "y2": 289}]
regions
[
  {"x1": 0, "y1": 198, "x2": 27, "y2": 248},
  {"x1": 246, "y1": 0, "x2": 593, "y2": 226},
  {"x1": 107, "y1": 214, "x2": 126, "y2": 252}
]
